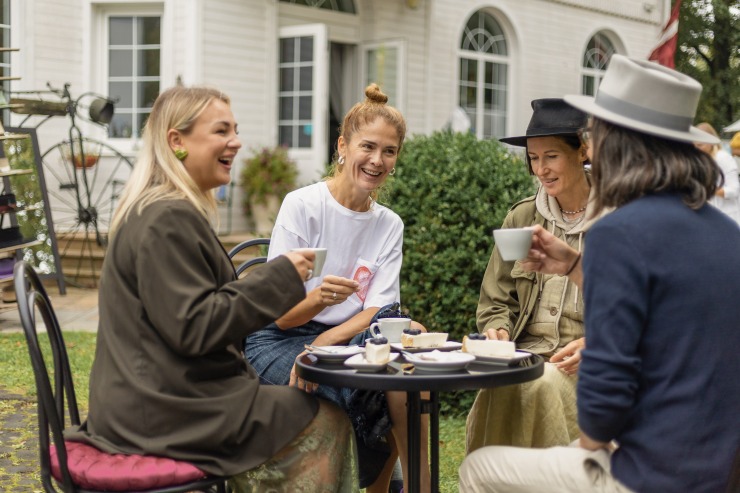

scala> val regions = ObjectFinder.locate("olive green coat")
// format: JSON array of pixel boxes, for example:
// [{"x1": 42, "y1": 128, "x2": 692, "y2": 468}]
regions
[{"x1": 66, "y1": 199, "x2": 317, "y2": 476}]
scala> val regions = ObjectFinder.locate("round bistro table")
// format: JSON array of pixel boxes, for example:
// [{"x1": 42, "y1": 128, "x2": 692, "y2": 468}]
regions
[{"x1": 296, "y1": 352, "x2": 544, "y2": 493}]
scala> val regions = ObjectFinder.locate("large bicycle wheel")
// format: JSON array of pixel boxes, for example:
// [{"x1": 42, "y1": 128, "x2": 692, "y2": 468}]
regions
[{"x1": 41, "y1": 137, "x2": 133, "y2": 287}]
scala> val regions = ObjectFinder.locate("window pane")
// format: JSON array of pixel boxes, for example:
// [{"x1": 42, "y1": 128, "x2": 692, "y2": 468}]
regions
[
  {"x1": 137, "y1": 81, "x2": 159, "y2": 108},
  {"x1": 582, "y1": 76, "x2": 595, "y2": 96},
  {"x1": 299, "y1": 124, "x2": 312, "y2": 147},
  {"x1": 280, "y1": 67, "x2": 294, "y2": 91},
  {"x1": 299, "y1": 66, "x2": 313, "y2": 91},
  {"x1": 279, "y1": 97, "x2": 293, "y2": 120},
  {"x1": 109, "y1": 50, "x2": 133, "y2": 77},
  {"x1": 138, "y1": 48, "x2": 160, "y2": 76},
  {"x1": 299, "y1": 37, "x2": 313, "y2": 62},
  {"x1": 136, "y1": 112, "x2": 150, "y2": 136},
  {"x1": 279, "y1": 125, "x2": 293, "y2": 147},
  {"x1": 109, "y1": 17, "x2": 132, "y2": 45},
  {"x1": 109, "y1": 113, "x2": 133, "y2": 138},
  {"x1": 109, "y1": 81, "x2": 133, "y2": 107},
  {"x1": 298, "y1": 96, "x2": 312, "y2": 120},
  {"x1": 138, "y1": 17, "x2": 161, "y2": 45},
  {"x1": 280, "y1": 38, "x2": 295, "y2": 63}
]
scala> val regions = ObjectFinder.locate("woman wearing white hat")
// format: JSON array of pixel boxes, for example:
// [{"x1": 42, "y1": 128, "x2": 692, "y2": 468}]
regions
[{"x1": 459, "y1": 55, "x2": 740, "y2": 493}]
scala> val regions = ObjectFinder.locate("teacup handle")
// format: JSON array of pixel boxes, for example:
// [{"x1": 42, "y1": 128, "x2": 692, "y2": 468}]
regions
[{"x1": 369, "y1": 323, "x2": 381, "y2": 338}]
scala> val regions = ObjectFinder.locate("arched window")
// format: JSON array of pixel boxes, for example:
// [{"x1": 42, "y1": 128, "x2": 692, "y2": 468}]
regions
[
  {"x1": 582, "y1": 33, "x2": 615, "y2": 96},
  {"x1": 279, "y1": 0, "x2": 356, "y2": 14},
  {"x1": 458, "y1": 10, "x2": 509, "y2": 139}
]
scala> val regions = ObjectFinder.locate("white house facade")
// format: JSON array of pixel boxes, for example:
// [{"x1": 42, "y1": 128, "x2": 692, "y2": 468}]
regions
[{"x1": 3, "y1": 0, "x2": 669, "y2": 233}]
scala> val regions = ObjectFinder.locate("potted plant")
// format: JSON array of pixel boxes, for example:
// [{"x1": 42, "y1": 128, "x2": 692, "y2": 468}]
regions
[{"x1": 239, "y1": 146, "x2": 298, "y2": 234}]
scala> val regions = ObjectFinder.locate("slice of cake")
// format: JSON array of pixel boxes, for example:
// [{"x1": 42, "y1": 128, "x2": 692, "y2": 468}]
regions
[
  {"x1": 461, "y1": 333, "x2": 516, "y2": 358},
  {"x1": 400, "y1": 328, "x2": 448, "y2": 348},
  {"x1": 364, "y1": 337, "x2": 391, "y2": 364}
]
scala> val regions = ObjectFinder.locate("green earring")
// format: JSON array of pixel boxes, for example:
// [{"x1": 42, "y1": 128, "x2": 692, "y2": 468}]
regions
[{"x1": 174, "y1": 148, "x2": 188, "y2": 161}]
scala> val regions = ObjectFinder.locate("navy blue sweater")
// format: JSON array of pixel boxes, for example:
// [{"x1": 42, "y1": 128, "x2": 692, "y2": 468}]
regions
[{"x1": 579, "y1": 193, "x2": 740, "y2": 493}]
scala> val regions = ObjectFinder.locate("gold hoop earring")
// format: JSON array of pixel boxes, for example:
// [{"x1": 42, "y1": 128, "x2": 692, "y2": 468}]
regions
[{"x1": 389, "y1": 168, "x2": 396, "y2": 176}]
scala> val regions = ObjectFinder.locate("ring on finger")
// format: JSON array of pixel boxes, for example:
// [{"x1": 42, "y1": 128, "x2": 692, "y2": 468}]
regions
[
  {"x1": 332, "y1": 292, "x2": 337, "y2": 300},
  {"x1": 305, "y1": 269, "x2": 313, "y2": 281}
]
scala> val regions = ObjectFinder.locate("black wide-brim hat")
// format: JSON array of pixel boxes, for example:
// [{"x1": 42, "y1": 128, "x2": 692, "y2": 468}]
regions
[{"x1": 499, "y1": 98, "x2": 588, "y2": 147}]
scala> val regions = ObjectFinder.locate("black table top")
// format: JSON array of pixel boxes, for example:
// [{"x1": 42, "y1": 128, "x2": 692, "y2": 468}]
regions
[{"x1": 296, "y1": 353, "x2": 544, "y2": 393}]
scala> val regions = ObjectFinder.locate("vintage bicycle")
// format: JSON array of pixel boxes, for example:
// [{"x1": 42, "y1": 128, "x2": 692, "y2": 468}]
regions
[{"x1": 8, "y1": 83, "x2": 133, "y2": 286}]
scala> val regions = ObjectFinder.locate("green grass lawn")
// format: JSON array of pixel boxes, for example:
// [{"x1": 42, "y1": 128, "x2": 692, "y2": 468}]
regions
[{"x1": 0, "y1": 331, "x2": 469, "y2": 492}]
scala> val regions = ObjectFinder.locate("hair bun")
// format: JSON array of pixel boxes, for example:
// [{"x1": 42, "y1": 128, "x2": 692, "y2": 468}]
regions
[{"x1": 365, "y1": 83, "x2": 388, "y2": 105}]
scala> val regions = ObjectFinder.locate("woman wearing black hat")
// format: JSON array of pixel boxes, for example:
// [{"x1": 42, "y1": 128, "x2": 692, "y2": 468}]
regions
[{"x1": 466, "y1": 98, "x2": 602, "y2": 453}]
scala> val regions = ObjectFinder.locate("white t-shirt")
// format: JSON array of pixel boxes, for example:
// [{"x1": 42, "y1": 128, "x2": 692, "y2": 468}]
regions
[
  {"x1": 709, "y1": 149, "x2": 740, "y2": 225},
  {"x1": 267, "y1": 181, "x2": 403, "y2": 325}
]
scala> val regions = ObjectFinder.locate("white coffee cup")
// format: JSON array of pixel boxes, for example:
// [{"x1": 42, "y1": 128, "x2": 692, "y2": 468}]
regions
[
  {"x1": 369, "y1": 317, "x2": 411, "y2": 343},
  {"x1": 493, "y1": 228, "x2": 533, "y2": 261},
  {"x1": 291, "y1": 248, "x2": 327, "y2": 279}
]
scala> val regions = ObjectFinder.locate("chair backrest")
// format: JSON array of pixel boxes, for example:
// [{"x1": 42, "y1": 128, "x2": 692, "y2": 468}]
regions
[
  {"x1": 228, "y1": 238, "x2": 270, "y2": 277},
  {"x1": 14, "y1": 261, "x2": 80, "y2": 492},
  {"x1": 14, "y1": 261, "x2": 227, "y2": 493}
]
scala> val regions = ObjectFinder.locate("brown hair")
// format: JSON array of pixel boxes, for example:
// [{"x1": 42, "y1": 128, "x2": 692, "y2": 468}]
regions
[
  {"x1": 590, "y1": 118, "x2": 720, "y2": 214},
  {"x1": 327, "y1": 84, "x2": 406, "y2": 200},
  {"x1": 330, "y1": 84, "x2": 406, "y2": 166}
]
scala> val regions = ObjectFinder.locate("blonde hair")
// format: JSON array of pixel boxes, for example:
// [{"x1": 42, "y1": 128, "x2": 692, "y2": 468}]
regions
[
  {"x1": 695, "y1": 122, "x2": 721, "y2": 153},
  {"x1": 110, "y1": 86, "x2": 230, "y2": 237},
  {"x1": 328, "y1": 84, "x2": 406, "y2": 200}
]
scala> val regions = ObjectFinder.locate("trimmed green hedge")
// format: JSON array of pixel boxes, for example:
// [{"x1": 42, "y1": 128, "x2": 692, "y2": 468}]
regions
[{"x1": 385, "y1": 131, "x2": 536, "y2": 414}]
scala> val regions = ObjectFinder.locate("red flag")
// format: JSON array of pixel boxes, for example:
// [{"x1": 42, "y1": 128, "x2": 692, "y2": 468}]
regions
[{"x1": 649, "y1": 0, "x2": 681, "y2": 68}]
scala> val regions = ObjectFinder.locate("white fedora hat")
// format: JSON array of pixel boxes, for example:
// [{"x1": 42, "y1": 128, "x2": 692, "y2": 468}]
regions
[{"x1": 564, "y1": 54, "x2": 719, "y2": 145}]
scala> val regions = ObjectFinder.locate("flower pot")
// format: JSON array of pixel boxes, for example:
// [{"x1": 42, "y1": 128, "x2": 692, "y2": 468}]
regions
[{"x1": 250, "y1": 195, "x2": 281, "y2": 235}]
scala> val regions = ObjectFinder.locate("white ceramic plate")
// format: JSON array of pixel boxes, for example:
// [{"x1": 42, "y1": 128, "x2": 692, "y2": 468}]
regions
[
  {"x1": 390, "y1": 341, "x2": 463, "y2": 353},
  {"x1": 305, "y1": 345, "x2": 364, "y2": 362},
  {"x1": 471, "y1": 350, "x2": 532, "y2": 366},
  {"x1": 344, "y1": 352, "x2": 400, "y2": 372},
  {"x1": 403, "y1": 350, "x2": 475, "y2": 371}
]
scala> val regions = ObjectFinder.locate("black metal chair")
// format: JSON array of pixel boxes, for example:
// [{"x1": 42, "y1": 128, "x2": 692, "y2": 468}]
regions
[
  {"x1": 227, "y1": 238, "x2": 270, "y2": 277},
  {"x1": 13, "y1": 261, "x2": 227, "y2": 493}
]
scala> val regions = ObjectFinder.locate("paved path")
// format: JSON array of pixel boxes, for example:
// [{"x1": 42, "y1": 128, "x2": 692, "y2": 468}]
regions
[{"x1": 0, "y1": 286, "x2": 99, "y2": 333}]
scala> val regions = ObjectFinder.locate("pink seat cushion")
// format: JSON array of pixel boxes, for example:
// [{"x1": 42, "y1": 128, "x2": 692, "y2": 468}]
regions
[{"x1": 50, "y1": 441, "x2": 208, "y2": 491}]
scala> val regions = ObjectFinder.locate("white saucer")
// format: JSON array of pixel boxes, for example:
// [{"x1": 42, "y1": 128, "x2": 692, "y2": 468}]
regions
[
  {"x1": 305, "y1": 345, "x2": 364, "y2": 363},
  {"x1": 403, "y1": 350, "x2": 475, "y2": 371},
  {"x1": 390, "y1": 341, "x2": 463, "y2": 353},
  {"x1": 471, "y1": 350, "x2": 532, "y2": 366},
  {"x1": 344, "y1": 352, "x2": 399, "y2": 372}
]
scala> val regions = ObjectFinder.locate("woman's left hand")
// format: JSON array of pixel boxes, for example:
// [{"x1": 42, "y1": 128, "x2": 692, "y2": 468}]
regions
[
  {"x1": 550, "y1": 337, "x2": 585, "y2": 376},
  {"x1": 290, "y1": 351, "x2": 319, "y2": 393}
]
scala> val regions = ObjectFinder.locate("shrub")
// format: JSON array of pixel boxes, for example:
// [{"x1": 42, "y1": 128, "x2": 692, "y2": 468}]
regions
[{"x1": 385, "y1": 131, "x2": 536, "y2": 413}]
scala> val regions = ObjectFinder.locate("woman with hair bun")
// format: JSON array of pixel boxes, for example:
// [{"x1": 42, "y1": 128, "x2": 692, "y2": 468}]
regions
[{"x1": 246, "y1": 84, "x2": 430, "y2": 492}]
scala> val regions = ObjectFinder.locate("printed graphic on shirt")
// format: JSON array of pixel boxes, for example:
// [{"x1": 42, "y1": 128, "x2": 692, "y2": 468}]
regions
[{"x1": 348, "y1": 258, "x2": 378, "y2": 308}]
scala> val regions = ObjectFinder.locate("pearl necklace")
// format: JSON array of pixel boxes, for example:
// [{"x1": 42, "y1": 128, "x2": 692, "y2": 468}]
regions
[{"x1": 559, "y1": 205, "x2": 587, "y2": 215}]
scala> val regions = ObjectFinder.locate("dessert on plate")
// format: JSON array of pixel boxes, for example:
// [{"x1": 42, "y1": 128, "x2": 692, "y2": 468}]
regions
[
  {"x1": 400, "y1": 328, "x2": 448, "y2": 348},
  {"x1": 364, "y1": 336, "x2": 391, "y2": 364},
  {"x1": 461, "y1": 333, "x2": 516, "y2": 358}
]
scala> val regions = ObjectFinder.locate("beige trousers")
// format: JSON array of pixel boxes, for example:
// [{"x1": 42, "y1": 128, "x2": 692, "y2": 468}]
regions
[{"x1": 459, "y1": 445, "x2": 636, "y2": 493}]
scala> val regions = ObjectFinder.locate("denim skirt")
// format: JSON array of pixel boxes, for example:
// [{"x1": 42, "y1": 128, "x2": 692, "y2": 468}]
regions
[{"x1": 245, "y1": 321, "x2": 392, "y2": 488}]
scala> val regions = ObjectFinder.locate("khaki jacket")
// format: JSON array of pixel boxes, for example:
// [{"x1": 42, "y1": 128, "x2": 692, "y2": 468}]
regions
[{"x1": 476, "y1": 196, "x2": 542, "y2": 341}]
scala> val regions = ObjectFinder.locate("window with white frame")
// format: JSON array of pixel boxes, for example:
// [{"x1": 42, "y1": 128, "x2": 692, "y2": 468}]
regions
[
  {"x1": 279, "y1": 0, "x2": 356, "y2": 14},
  {"x1": 278, "y1": 36, "x2": 314, "y2": 148},
  {"x1": 458, "y1": 10, "x2": 508, "y2": 140},
  {"x1": 363, "y1": 41, "x2": 403, "y2": 110},
  {"x1": 106, "y1": 15, "x2": 161, "y2": 139},
  {"x1": 581, "y1": 33, "x2": 615, "y2": 96}
]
